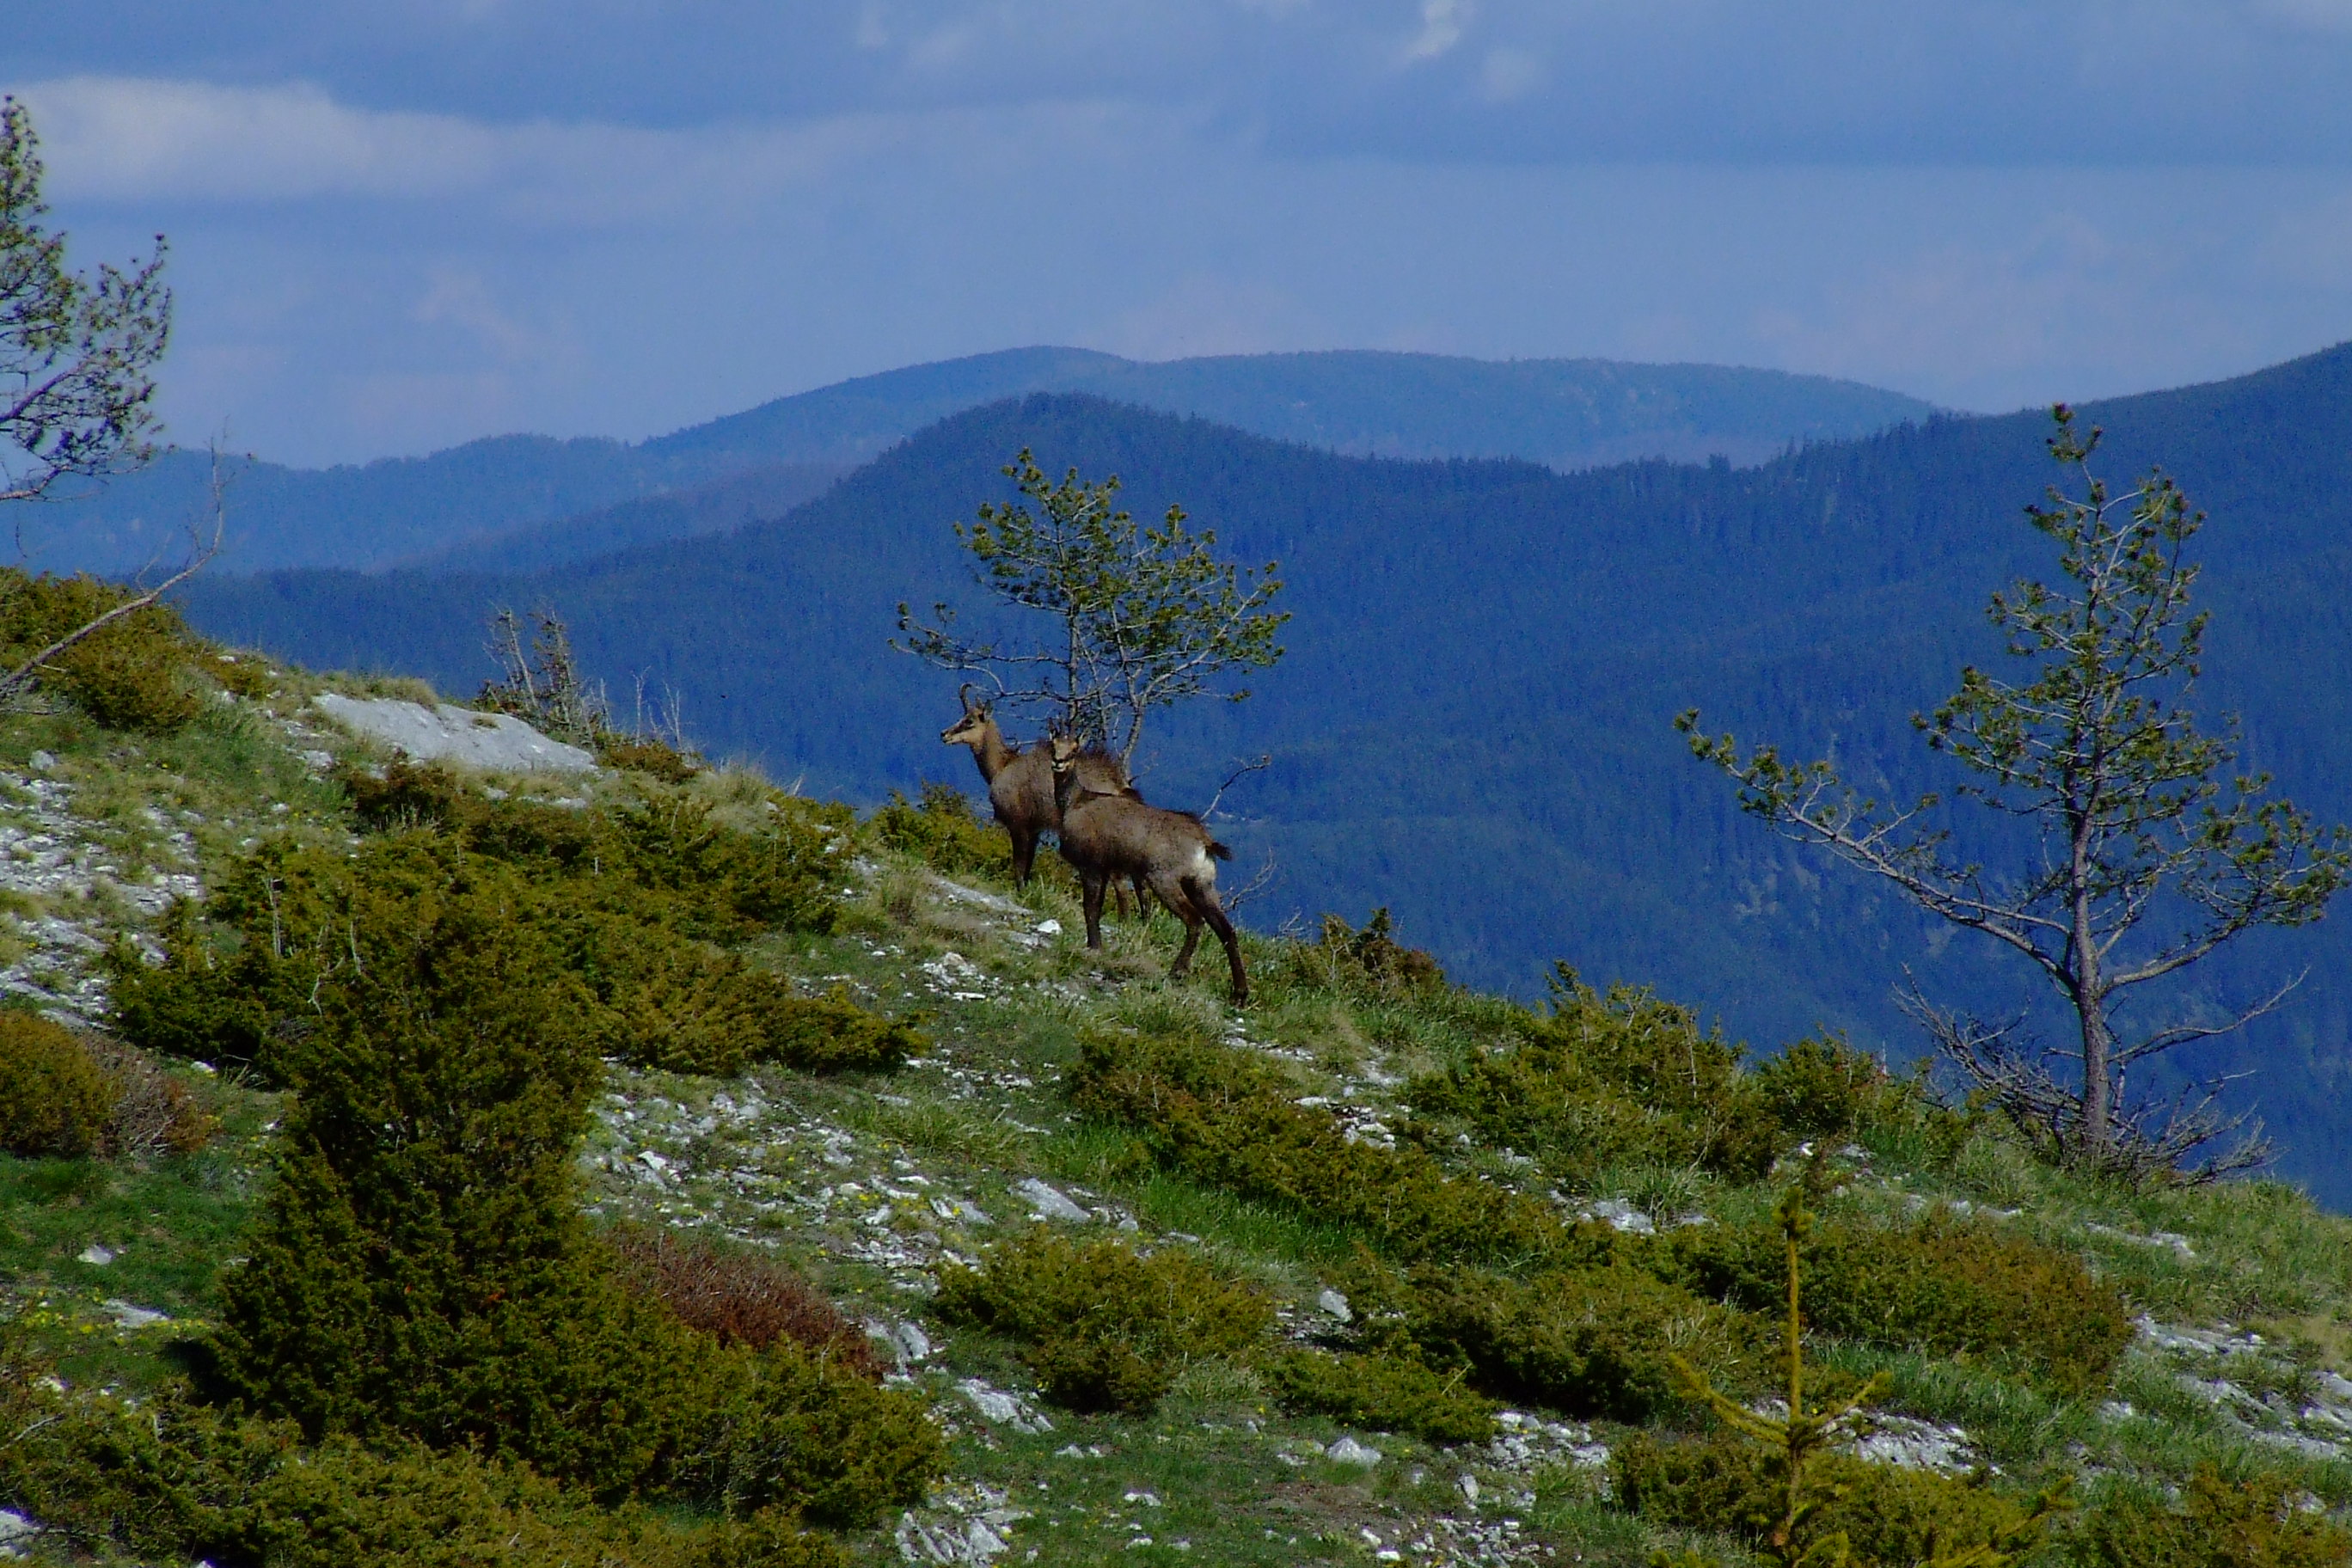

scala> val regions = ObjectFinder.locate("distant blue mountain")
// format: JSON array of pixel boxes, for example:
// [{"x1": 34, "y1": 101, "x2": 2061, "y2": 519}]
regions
[
  {"x1": 178, "y1": 338, "x2": 2352, "y2": 1203},
  {"x1": 19, "y1": 348, "x2": 1934, "y2": 578}
]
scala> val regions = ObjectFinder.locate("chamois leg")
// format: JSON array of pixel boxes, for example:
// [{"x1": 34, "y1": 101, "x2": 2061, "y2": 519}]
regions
[
  {"x1": 1169, "y1": 911, "x2": 1202, "y2": 978},
  {"x1": 1181, "y1": 873, "x2": 1248, "y2": 1005},
  {"x1": 1130, "y1": 874, "x2": 1154, "y2": 920},
  {"x1": 1081, "y1": 873, "x2": 1108, "y2": 950},
  {"x1": 1008, "y1": 825, "x2": 1038, "y2": 887}
]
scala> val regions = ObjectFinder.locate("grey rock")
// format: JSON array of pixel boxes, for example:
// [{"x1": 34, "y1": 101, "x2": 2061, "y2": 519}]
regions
[
  {"x1": 311, "y1": 695, "x2": 595, "y2": 773},
  {"x1": 1013, "y1": 1178, "x2": 1091, "y2": 1222},
  {"x1": 1326, "y1": 1435, "x2": 1382, "y2": 1466},
  {"x1": 101, "y1": 1299, "x2": 170, "y2": 1329},
  {"x1": 77, "y1": 1243, "x2": 115, "y2": 1266},
  {"x1": 1317, "y1": 1287, "x2": 1353, "y2": 1323}
]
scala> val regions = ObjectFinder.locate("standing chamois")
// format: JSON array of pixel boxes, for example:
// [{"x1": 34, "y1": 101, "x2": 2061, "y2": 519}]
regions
[
  {"x1": 940, "y1": 689, "x2": 1148, "y2": 910},
  {"x1": 1050, "y1": 733, "x2": 1247, "y2": 1004}
]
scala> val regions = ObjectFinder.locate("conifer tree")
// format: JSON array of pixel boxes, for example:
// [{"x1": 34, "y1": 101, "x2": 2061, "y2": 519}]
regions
[{"x1": 1681, "y1": 407, "x2": 2349, "y2": 1179}]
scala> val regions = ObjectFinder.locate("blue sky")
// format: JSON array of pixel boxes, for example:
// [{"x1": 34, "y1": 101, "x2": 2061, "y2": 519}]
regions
[{"x1": 10, "y1": 2, "x2": 2352, "y2": 465}]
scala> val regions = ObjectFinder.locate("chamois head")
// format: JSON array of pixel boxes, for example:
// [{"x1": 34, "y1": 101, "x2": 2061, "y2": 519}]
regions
[{"x1": 940, "y1": 683, "x2": 995, "y2": 747}]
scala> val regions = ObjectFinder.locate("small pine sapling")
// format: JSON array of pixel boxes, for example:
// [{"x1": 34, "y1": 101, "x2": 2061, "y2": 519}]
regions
[{"x1": 1661, "y1": 1187, "x2": 2063, "y2": 1568}]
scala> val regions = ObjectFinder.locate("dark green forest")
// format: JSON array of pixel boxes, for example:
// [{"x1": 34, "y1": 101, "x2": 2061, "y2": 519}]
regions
[{"x1": 180, "y1": 342, "x2": 2352, "y2": 1200}]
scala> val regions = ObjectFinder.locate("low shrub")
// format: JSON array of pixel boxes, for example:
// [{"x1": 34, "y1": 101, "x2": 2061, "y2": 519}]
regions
[
  {"x1": 1651, "y1": 1208, "x2": 2135, "y2": 1393},
  {"x1": 199, "y1": 878, "x2": 942, "y2": 1517},
  {"x1": 1258, "y1": 1348, "x2": 1498, "y2": 1444},
  {"x1": 83, "y1": 1037, "x2": 217, "y2": 1156},
  {"x1": 1407, "y1": 968, "x2": 1781, "y2": 1185},
  {"x1": 597, "y1": 733, "x2": 702, "y2": 783},
  {"x1": 2066, "y1": 1467, "x2": 2352, "y2": 1568},
  {"x1": 1614, "y1": 1430, "x2": 2046, "y2": 1568},
  {"x1": 608, "y1": 1227, "x2": 884, "y2": 1376},
  {"x1": 1338, "y1": 1253, "x2": 1758, "y2": 1424},
  {"x1": 1749, "y1": 1035, "x2": 1904, "y2": 1145},
  {"x1": 867, "y1": 783, "x2": 1016, "y2": 879},
  {"x1": 934, "y1": 1228, "x2": 1273, "y2": 1413},
  {"x1": 1283, "y1": 907, "x2": 1447, "y2": 994},
  {"x1": 0, "y1": 1011, "x2": 119, "y2": 1155},
  {"x1": 113, "y1": 828, "x2": 910, "y2": 1083},
  {"x1": 0, "y1": 569, "x2": 209, "y2": 733},
  {"x1": 674, "y1": 1337, "x2": 945, "y2": 1526},
  {"x1": 1067, "y1": 1028, "x2": 1585, "y2": 1269},
  {"x1": 0, "y1": 1347, "x2": 851, "y2": 1568}
]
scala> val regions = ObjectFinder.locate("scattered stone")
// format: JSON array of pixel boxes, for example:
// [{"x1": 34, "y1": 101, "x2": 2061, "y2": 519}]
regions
[
  {"x1": 1326, "y1": 1435, "x2": 1382, "y2": 1467},
  {"x1": 77, "y1": 1243, "x2": 115, "y2": 1266},
  {"x1": 26, "y1": 751, "x2": 55, "y2": 773},
  {"x1": 0, "y1": 1508, "x2": 40, "y2": 1559},
  {"x1": 1849, "y1": 1413, "x2": 1976, "y2": 1475},
  {"x1": 311, "y1": 694, "x2": 596, "y2": 773},
  {"x1": 1012, "y1": 1178, "x2": 1091, "y2": 1222},
  {"x1": 1033, "y1": 918, "x2": 1062, "y2": 935},
  {"x1": 1317, "y1": 1287, "x2": 1353, "y2": 1323},
  {"x1": 101, "y1": 1300, "x2": 170, "y2": 1330},
  {"x1": 896, "y1": 1481, "x2": 1029, "y2": 1565},
  {"x1": 957, "y1": 1378, "x2": 1054, "y2": 1435}
]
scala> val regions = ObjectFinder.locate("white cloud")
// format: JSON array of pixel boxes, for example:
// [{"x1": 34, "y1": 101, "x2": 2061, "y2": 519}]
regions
[
  {"x1": 6, "y1": 75, "x2": 1155, "y2": 227},
  {"x1": 1403, "y1": 0, "x2": 1471, "y2": 62}
]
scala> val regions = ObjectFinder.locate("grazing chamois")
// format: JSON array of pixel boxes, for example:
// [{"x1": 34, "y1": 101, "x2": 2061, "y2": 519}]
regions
[
  {"x1": 1050, "y1": 733, "x2": 1247, "y2": 1004},
  {"x1": 939, "y1": 689, "x2": 1144, "y2": 903}
]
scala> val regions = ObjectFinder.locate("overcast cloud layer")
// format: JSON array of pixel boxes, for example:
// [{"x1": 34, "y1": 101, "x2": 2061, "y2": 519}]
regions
[{"x1": 9, "y1": 3, "x2": 2352, "y2": 464}]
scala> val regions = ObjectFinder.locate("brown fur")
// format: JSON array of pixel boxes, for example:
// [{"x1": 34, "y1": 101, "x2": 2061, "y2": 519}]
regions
[
  {"x1": 1050, "y1": 734, "x2": 1247, "y2": 1004},
  {"x1": 940, "y1": 695, "x2": 1148, "y2": 913}
]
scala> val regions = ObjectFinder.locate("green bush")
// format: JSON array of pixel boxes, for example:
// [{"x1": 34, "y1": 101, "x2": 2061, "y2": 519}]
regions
[
  {"x1": 1750, "y1": 1035, "x2": 1904, "y2": 1144},
  {"x1": 934, "y1": 1228, "x2": 1274, "y2": 1413},
  {"x1": 1614, "y1": 1430, "x2": 2045, "y2": 1568},
  {"x1": 1283, "y1": 907, "x2": 1447, "y2": 994},
  {"x1": 0, "y1": 1011, "x2": 119, "y2": 1155},
  {"x1": 0, "y1": 568, "x2": 206, "y2": 732},
  {"x1": 1067, "y1": 1028, "x2": 1585, "y2": 1269},
  {"x1": 113, "y1": 822, "x2": 910, "y2": 1083},
  {"x1": 674, "y1": 1338, "x2": 945, "y2": 1525},
  {"x1": 1258, "y1": 1348, "x2": 1498, "y2": 1444},
  {"x1": 1651, "y1": 1207, "x2": 2135, "y2": 1393},
  {"x1": 867, "y1": 783, "x2": 1016, "y2": 879},
  {"x1": 2067, "y1": 1467, "x2": 2352, "y2": 1568},
  {"x1": 1407, "y1": 967, "x2": 1781, "y2": 1185},
  {"x1": 0, "y1": 1351, "x2": 850, "y2": 1568},
  {"x1": 597, "y1": 733, "x2": 702, "y2": 783},
  {"x1": 1338, "y1": 1253, "x2": 1758, "y2": 1424},
  {"x1": 199, "y1": 873, "x2": 941, "y2": 1516}
]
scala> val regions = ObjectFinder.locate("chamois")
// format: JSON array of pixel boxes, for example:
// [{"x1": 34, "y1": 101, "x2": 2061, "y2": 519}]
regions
[
  {"x1": 1050, "y1": 733, "x2": 1247, "y2": 1004},
  {"x1": 939, "y1": 689, "x2": 1144, "y2": 905}
]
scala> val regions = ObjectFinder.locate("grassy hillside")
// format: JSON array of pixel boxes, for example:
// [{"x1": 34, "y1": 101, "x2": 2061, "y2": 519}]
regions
[
  {"x1": 178, "y1": 341, "x2": 2352, "y2": 1202},
  {"x1": 5, "y1": 624, "x2": 2352, "y2": 1567},
  {"x1": 23, "y1": 349, "x2": 1931, "y2": 578}
]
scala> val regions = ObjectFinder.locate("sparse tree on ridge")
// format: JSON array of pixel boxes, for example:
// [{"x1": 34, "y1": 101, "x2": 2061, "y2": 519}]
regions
[
  {"x1": 896, "y1": 447, "x2": 1288, "y2": 768},
  {"x1": 0, "y1": 96, "x2": 203, "y2": 710},
  {"x1": 1, "y1": 96, "x2": 172, "y2": 513},
  {"x1": 1680, "y1": 407, "x2": 2350, "y2": 1182}
]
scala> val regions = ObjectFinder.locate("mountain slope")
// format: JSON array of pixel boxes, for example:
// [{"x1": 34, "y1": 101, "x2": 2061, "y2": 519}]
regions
[
  {"x1": 175, "y1": 340, "x2": 2352, "y2": 1198},
  {"x1": 26, "y1": 349, "x2": 1932, "y2": 579}
]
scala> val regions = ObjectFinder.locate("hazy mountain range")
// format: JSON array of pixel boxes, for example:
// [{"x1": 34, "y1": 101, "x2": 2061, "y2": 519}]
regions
[
  {"x1": 173, "y1": 340, "x2": 2352, "y2": 1200},
  {"x1": 18, "y1": 348, "x2": 1934, "y2": 579}
]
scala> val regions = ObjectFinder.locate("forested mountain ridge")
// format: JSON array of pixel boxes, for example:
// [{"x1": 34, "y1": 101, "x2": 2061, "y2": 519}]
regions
[
  {"x1": 21, "y1": 348, "x2": 1932, "y2": 579},
  {"x1": 176, "y1": 338, "x2": 2352, "y2": 1201}
]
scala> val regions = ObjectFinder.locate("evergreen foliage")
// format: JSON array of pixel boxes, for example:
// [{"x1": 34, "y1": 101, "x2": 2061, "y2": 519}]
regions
[
  {"x1": 896, "y1": 445, "x2": 1287, "y2": 762},
  {"x1": 1651, "y1": 1208, "x2": 2135, "y2": 1393},
  {"x1": 934, "y1": 1228, "x2": 1272, "y2": 1413},
  {"x1": 0, "y1": 1010, "x2": 119, "y2": 1155},
  {"x1": 1066, "y1": 1026, "x2": 1581, "y2": 1268},
  {"x1": 2068, "y1": 1467, "x2": 2352, "y2": 1568},
  {"x1": 1256, "y1": 1348, "x2": 1499, "y2": 1445},
  {"x1": 196, "y1": 861, "x2": 941, "y2": 1515},
  {"x1": 111, "y1": 768, "x2": 913, "y2": 1082}
]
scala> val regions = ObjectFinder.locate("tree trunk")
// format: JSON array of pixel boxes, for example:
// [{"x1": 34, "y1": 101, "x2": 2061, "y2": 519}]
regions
[{"x1": 2070, "y1": 797, "x2": 2110, "y2": 1155}]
